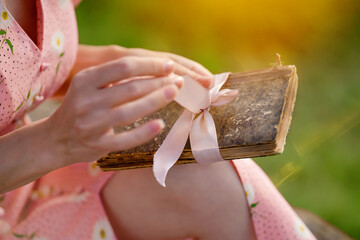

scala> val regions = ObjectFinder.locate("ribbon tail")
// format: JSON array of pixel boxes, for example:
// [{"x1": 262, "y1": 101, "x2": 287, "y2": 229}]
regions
[
  {"x1": 190, "y1": 111, "x2": 224, "y2": 164},
  {"x1": 153, "y1": 110, "x2": 194, "y2": 187}
]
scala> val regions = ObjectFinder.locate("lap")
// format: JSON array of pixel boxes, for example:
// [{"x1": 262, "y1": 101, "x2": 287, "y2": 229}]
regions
[{"x1": 101, "y1": 161, "x2": 255, "y2": 240}]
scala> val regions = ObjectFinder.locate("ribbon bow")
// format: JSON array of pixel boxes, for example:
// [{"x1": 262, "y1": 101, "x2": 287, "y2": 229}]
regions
[{"x1": 153, "y1": 72, "x2": 238, "y2": 186}]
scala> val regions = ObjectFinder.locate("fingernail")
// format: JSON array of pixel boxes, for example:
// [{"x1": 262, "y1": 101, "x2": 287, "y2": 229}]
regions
[
  {"x1": 164, "y1": 85, "x2": 177, "y2": 100},
  {"x1": 163, "y1": 61, "x2": 174, "y2": 74},
  {"x1": 149, "y1": 119, "x2": 165, "y2": 133},
  {"x1": 172, "y1": 76, "x2": 184, "y2": 88}
]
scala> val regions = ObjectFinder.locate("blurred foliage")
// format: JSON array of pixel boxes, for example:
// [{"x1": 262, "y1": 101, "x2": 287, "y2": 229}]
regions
[{"x1": 76, "y1": 0, "x2": 360, "y2": 238}]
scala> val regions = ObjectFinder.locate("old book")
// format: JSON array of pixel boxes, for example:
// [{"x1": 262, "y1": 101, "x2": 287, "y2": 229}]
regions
[{"x1": 97, "y1": 65, "x2": 298, "y2": 171}]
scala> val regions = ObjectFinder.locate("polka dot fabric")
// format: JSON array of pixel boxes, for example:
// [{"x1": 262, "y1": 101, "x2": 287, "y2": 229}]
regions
[
  {"x1": 231, "y1": 159, "x2": 317, "y2": 240},
  {"x1": 0, "y1": 0, "x2": 78, "y2": 135},
  {"x1": 1, "y1": 163, "x2": 116, "y2": 240},
  {"x1": 0, "y1": 0, "x2": 116, "y2": 239}
]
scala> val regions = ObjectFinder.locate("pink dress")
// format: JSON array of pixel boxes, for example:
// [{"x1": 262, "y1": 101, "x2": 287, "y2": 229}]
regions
[
  {"x1": 0, "y1": 0, "x2": 316, "y2": 239},
  {"x1": 0, "y1": 0, "x2": 117, "y2": 239}
]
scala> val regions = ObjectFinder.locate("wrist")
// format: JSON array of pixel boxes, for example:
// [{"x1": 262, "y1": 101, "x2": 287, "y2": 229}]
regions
[{"x1": 37, "y1": 117, "x2": 71, "y2": 171}]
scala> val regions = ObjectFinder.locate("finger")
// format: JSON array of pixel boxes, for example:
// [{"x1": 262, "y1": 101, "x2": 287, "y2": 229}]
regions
[
  {"x1": 124, "y1": 49, "x2": 213, "y2": 88},
  {"x1": 166, "y1": 53, "x2": 213, "y2": 76},
  {"x1": 83, "y1": 85, "x2": 178, "y2": 131},
  {"x1": 128, "y1": 48, "x2": 213, "y2": 76},
  {"x1": 98, "y1": 74, "x2": 184, "y2": 108},
  {"x1": 173, "y1": 63, "x2": 213, "y2": 88},
  {"x1": 111, "y1": 85, "x2": 178, "y2": 126},
  {"x1": 77, "y1": 56, "x2": 175, "y2": 88},
  {"x1": 98, "y1": 119, "x2": 165, "y2": 152}
]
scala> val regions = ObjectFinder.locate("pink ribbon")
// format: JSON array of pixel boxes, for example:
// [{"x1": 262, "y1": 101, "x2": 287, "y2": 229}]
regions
[{"x1": 153, "y1": 72, "x2": 238, "y2": 187}]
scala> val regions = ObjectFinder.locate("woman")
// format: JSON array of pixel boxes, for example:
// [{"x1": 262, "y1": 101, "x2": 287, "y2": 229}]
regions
[{"x1": 0, "y1": 0, "x2": 315, "y2": 239}]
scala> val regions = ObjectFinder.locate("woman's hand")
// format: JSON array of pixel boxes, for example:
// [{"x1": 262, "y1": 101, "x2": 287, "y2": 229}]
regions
[
  {"x1": 54, "y1": 45, "x2": 213, "y2": 98},
  {"x1": 0, "y1": 47, "x2": 212, "y2": 193},
  {"x1": 48, "y1": 56, "x2": 183, "y2": 166}
]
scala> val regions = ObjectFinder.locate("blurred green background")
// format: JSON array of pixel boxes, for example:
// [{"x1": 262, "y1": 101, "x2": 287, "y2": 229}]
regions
[{"x1": 75, "y1": 0, "x2": 360, "y2": 238}]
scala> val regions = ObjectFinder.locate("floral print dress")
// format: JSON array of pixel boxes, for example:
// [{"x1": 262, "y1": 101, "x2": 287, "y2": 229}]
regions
[
  {"x1": 231, "y1": 159, "x2": 316, "y2": 240},
  {"x1": 0, "y1": 0, "x2": 317, "y2": 239},
  {"x1": 0, "y1": 0, "x2": 117, "y2": 239}
]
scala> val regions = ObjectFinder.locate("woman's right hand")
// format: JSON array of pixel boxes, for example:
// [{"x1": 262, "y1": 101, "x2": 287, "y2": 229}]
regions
[{"x1": 47, "y1": 56, "x2": 183, "y2": 166}]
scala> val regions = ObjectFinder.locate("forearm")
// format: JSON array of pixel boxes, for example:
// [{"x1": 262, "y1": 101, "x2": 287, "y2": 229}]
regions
[{"x1": 0, "y1": 118, "x2": 67, "y2": 194}]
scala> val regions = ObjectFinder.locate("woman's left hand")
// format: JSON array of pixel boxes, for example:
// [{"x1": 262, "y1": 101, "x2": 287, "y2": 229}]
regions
[{"x1": 54, "y1": 45, "x2": 213, "y2": 98}]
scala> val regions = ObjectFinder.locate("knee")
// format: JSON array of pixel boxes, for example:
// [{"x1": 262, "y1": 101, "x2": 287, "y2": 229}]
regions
[{"x1": 166, "y1": 161, "x2": 255, "y2": 239}]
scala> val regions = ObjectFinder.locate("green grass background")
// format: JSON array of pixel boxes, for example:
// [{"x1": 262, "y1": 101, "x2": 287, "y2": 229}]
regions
[{"x1": 75, "y1": 0, "x2": 360, "y2": 238}]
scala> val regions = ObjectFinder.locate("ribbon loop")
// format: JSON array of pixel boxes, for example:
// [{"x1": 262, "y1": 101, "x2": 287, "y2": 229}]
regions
[
  {"x1": 174, "y1": 76, "x2": 210, "y2": 114},
  {"x1": 153, "y1": 72, "x2": 237, "y2": 186},
  {"x1": 211, "y1": 89, "x2": 239, "y2": 107}
]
